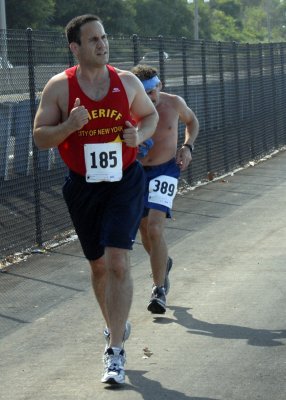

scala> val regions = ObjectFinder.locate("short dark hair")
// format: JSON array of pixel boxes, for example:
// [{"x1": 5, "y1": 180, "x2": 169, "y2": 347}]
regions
[
  {"x1": 131, "y1": 64, "x2": 158, "y2": 81},
  {"x1": 65, "y1": 14, "x2": 102, "y2": 45}
]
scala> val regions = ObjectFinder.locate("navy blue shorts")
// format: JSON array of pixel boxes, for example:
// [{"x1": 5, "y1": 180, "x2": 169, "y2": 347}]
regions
[
  {"x1": 62, "y1": 161, "x2": 145, "y2": 260},
  {"x1": 142, "y1": 158, "x2": 180, "y2": 218}
]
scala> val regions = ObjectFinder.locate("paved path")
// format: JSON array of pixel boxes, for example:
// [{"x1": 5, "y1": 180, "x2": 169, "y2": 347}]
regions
[{"x1": 1, "y1": 151, "x2": 286, "y2": 400}]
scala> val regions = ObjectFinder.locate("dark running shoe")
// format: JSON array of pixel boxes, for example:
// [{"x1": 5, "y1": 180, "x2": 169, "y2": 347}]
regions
[
  {"x1": 101, "y1": 347, "x2": 126, "y2": 385},
  {"x1": 147, "y1": 286, "x2": 166, "y2": 314},
  {"x1": 164, "y1": 257, "x2": 173, "y2": 295}
]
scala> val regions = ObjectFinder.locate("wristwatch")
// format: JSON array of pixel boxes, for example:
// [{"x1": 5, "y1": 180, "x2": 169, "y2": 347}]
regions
[{"x1": 182, "y1": 143, "x2": 194, "y2": 153}]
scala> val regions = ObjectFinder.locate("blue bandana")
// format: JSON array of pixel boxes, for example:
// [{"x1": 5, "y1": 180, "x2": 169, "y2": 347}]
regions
[{"x1": 142, "y1": 76, "x2": 160, "y2": 91}]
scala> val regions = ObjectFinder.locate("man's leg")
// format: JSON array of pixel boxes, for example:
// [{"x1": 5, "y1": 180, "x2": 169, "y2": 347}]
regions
[
  {"x1": 141, "y1": 209, "x2": 172, "y2": 314},
  {"x1": 139, "y1": 216, "x2": 151, "y2": 253},
  {"x1": 89, "y1": 255, "x2": 109, "y2": 329},
  {"x1": 104, "y1": 246, "x2": 132, "y2": 348},
  {"x1": 96, "y1": 246, "x2": 131, "y2": 385},
  {"x1": 140, "y1": 209, "x2": 168, "y2": 286},
  {"x1": 89, "y1": 247, "x2": 132, "y2": 347},
  {"x1": 90, "y1": 247, "x2": 131, "y2": 383}
]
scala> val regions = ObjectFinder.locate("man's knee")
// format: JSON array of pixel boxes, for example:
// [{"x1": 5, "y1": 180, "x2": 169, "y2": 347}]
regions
[
  {"x1": 147, "y1": 220, "x2": 164, "y2": 241},
  {"x1": 105, "y1": 247, "x2": 130, "y2": 280},
  {"x1": 89, "y1": 257, "x2": 106, "y2": 279}
]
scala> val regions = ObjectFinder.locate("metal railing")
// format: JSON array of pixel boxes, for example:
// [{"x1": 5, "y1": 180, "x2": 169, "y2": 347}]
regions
[{"x1": 1, "y1": 29, "x2": 286, "y2": 261}]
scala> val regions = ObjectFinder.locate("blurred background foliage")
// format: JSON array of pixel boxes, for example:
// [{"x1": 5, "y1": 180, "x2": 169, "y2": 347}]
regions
[{"x1": 5, "y1": 0, "x2": 286, "y2": 43}]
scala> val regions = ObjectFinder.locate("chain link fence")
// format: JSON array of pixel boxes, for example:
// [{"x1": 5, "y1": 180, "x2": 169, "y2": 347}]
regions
[{"x1": 1, "y1": 29, "x2": 286, "y2": 262}]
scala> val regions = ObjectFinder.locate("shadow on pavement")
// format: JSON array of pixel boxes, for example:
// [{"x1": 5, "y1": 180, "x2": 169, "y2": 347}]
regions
[
  {"x1": 3, "y1": 270, "x2": 85, "y2": 292},
  {"x1": 153, "y1": 306, "x2": 286, "y2": 347},
  {"x1": 104, "y1": 369, "x2": 219, "y2": 399}
]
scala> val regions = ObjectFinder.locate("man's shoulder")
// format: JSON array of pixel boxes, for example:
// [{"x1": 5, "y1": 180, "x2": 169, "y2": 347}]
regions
[
  {"x1": 115, "y1": 68, "x2": 137, "y2": 80},
  {"x1": 161, "y1": 91, "x2": 182, "y2": 105},
  {"x1": 164, "y1": 92, "x2": 188, "y2": 107},
  {"x1": 161, "y1": 91, "x2": 181, "y2": 99},
  {"x1": 43, "y1": 70, "x2": 68, "y2": 97},
  {"x1": 111, "y1": 65, "x2": 126, "y2": 74},
  {"x1": 48, "y1": 70, "x2": 68, "y2": 85},
  {"x1": 114, "y1": 68, "x2": 142, "y2": 92}
]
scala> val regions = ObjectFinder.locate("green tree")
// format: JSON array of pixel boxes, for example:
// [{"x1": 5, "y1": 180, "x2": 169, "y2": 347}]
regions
[
  {"x1": 210, "y1": 9, "x2": 245, "y2": 42},
  {"x1": 130, "y1": 0, "x2": 193, "y2": 37},
  {"x1": 265, "y1": 0, "x2": 286, "y2": 42},
  {"x1": 241, "y1": 0, "x2": 286, "y2": 42},
  {"x1": 6, "y1": 0, "x2": 56, "y2": 29},
  {"x1": 211, "y1": 0, "x2": 242, "y2": 20},
  {"x1": 52, "y1": 0, "x2": 137, "y2": 35},
  {"x1": 4, "y1": 0, "x2": 286, "y2": 44},
  {"x1": 241, "y1": 6, "x2": 268, "y2": 43},
  {"x1": 194, "y1": 1, "x2": 213, "y2": 40}
]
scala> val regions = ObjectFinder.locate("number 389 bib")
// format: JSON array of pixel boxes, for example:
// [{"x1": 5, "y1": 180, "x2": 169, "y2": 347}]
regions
[
  {"x1": 148, "y1": 175, "x2": 178, "y2": 208},
  {"x1": 84, "y1": 142, "x2": 123, "y2": 182}
]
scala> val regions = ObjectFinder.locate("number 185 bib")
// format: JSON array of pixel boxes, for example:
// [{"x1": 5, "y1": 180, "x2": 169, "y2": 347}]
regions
[{"x1": 84, "y1": 142, "x2": 123, "y2": 182}]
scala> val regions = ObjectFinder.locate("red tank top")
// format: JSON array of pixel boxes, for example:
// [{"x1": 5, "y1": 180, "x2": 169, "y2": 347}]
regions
[{"x1": 58, "y1": 64, "x2": 137, "y2": 176}]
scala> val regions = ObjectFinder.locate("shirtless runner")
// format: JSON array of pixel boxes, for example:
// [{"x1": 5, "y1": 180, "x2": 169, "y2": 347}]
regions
[{"x1": 132, "y1": 64, "x2": 199, "y2": 314}]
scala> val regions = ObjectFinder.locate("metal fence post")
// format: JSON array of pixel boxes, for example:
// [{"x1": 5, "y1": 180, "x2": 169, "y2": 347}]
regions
[
  {"x1": 182, "y1": 37, "x2": 189, "y2": 103},
  {"x1": 269, "y1": 43, "x2": 278, "y2": 148},
  {"x1": 158, "y1": 35, "x2": 166, "y2": 90},
  {"x1": 201, "y1": 39, "x2": 211, "y2": 173},
  {"x1": 181, "y1": 36, "x2": 193, "y2": 184},
  {"x1": 279, "y1": 42, "x2": 286, "y2": 144},
  {"x1": 132, "y1": 34, "x2": 140, "y2": 66},
  {"x1": 232, "y1": 41, "x2": 242, "y2": 165},
  {"x1": 246, "y1": 43, "x2": 255, "y2": 159},
  {"x1": 258, "y1": 43, "x2": 267, "y2": 153},
  {"x1": 26, "y1": 28, "x2": 43, "y2": 247},
  {"x1": 218, "y1": 41, "x2": 229, "y2": 172}
]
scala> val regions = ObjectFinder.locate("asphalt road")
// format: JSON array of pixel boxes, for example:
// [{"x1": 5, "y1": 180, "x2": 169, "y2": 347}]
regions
[{"x1": 1, "y1": 151, "x2": 286, "y2": 400}]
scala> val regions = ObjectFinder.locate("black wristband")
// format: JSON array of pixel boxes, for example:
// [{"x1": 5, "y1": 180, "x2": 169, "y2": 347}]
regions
[{"x1": 182, "y1": 144, "x2": 194, "y2": 153}]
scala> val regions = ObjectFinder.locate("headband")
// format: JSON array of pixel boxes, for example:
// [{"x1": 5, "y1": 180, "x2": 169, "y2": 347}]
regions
[{"x1": 142, "y1": 75, "x2": 160, "y2": 91}]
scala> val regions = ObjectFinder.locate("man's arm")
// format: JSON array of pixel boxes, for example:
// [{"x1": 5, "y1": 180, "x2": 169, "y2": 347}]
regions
[
  {"x1": 120, "y1": 72, "x2": 159, "y2": 148},
  {"x1": 33, "y1": 75, "x2": 89, "y2": 149},
  {"x1": 175, "y1": 96, "x2": 199, "y2": 171}
]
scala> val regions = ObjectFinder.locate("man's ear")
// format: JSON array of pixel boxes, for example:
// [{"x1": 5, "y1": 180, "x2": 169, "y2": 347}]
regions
[{"x1": 69, "y1": 42, "x2": 79, "y2": 55}]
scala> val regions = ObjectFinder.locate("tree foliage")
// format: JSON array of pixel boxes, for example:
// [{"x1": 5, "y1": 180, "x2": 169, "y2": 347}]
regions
[
  {"x1": 52, "y1": 0, "x2": 137, "y2": 35},
  {"x1": 130, "y1": 0, "x2": 193, "y2": 37},
  {"x1": 4, "y1": 0, "x2": 286, "y2": 43},
  {"x1": 5, "y1": 0, "x2": 56, "y2": 29}
]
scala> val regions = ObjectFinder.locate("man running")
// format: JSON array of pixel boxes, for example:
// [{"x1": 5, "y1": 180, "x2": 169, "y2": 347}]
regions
[
  {"x1": 132, "y1": 64, "x2": 199, "y2": 314},
  {"x1": 33, "y1": 15, "x2": 158, "y2": 385}
]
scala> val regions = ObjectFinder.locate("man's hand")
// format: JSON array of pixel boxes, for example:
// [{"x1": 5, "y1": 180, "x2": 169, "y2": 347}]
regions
[
  {"x1": 68, "y1": 98, "x2": 89, "y2": 131},
  {"x1": 123, "y1": 121, "x2": 141, "y2": 147},
  {"x1": 176, "y1": 146, "x2": 192, "y2": 171}
]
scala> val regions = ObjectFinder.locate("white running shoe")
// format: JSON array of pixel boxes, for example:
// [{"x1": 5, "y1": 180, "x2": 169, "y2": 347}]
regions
[
  {"x1": 101, "y1": 347, "x2": 126, "y2": 385},
  {"x1": 103, "y1": 320, "x2": 131, "y2": 348}
]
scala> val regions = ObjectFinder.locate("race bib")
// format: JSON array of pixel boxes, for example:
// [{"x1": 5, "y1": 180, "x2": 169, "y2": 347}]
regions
[
  {"x1": 148, "y1": 175, "x2": 178, "y2": 208},
  {"x1": 84, "y1": 142, "x2": 123, "y2": 182}
]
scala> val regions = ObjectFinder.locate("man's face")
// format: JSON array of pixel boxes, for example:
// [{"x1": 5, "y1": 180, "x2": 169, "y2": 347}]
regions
[
  {"x1": 146, "y1": 84, "x2": 161, "y2": 106},
  {"x1": 75, "y1": 21, "x2": 109, "y2": 66}
]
